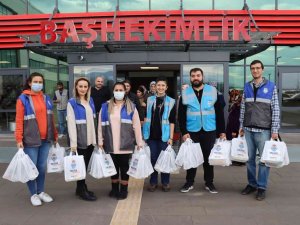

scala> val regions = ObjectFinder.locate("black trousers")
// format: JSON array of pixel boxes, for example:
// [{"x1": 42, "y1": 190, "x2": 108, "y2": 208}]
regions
[
  {"x1": 110, "y1": 153, "x2": 131, "y2": 181},
  {"x1": 186, "y1": 130, "x2": 216, "y2": 186},
  {"x1": 76, "y1": 145, "x2": 94, "y2": 189}
]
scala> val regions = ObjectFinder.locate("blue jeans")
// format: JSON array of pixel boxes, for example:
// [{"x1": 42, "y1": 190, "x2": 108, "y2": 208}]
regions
[
  {"x1": 245, "y1": 129, "x2": 271, "y2": 190},
  {"x1": 147, "y1": 140, "x2": 170, "y2": 185},
  {"x1": 24, "y1": 140, "x2": 51, "y2": 196},
  {"x1": 57, "y1": 110, "x2": 67, "y2": 135}
]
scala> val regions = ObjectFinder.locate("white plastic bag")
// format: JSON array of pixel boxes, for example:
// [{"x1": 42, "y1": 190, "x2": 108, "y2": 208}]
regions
[
  {"x1": 64, "y1": 150, "x2": 86, "y2": 182},
  {"x1": 87, "y1": 148, "x2": 105, "y2": 179},
  {"x1": 261, "y1": 139, "x2": 289, "y2": 168},
  {"x1": 99, "y1": 150, "x2": 117, "y2": 177},
  {"x1": 144, "y1": 144, "x2": 151, "y2": 159},
  {"x1": 230, "y1": 136, "x2": 249, "y2": 162},
  {"x1": 3, "y1": 148, "x2": 39, "y2": 183},
  {"x1": 175, "y1": 138, "x2": 204, "y2": 170},
  {"x1": 127, "y1": 147, "x2": 154, "y2": 179},
  {"x1": 47, "y1": 143, "x2": 65, "y2": 173},
  {"x1": 209, "y1": 139, "x2": 232, "y2": 166},
  {"x1": 154, "y1": 145, "x2": 179, "y2": 174}
]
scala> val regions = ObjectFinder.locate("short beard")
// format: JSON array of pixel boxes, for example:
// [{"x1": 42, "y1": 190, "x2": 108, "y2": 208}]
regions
[{"x1": 192, "y1": 80, "x2": 203, "y2": 88}]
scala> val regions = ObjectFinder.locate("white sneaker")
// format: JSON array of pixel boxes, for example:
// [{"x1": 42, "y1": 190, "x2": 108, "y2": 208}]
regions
[
  {"x1": 38, "y1": 192, "x2": 53, "y2": 203},
  {"x1": 31, "y1": 194, "x2": 42, "y2": 206}
]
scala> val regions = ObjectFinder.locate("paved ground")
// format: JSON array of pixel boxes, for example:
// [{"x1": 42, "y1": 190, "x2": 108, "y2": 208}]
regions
[{"x1": 0, "y1": 133, "x2": 299, "y2": 225}]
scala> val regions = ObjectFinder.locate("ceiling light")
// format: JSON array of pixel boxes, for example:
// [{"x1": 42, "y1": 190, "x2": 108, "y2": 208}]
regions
[{"x1": 140, "y1": 66, "x2": 159, "y2": 70}]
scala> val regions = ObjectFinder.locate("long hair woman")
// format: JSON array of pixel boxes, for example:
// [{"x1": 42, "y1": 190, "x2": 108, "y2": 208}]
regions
[{"x1": 15, "y1": 72, "x2": 58, "y2": 206}]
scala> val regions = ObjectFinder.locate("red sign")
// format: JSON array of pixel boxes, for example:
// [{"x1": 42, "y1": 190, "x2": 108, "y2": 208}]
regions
[{"x1": 41, "y1": 16, "x2": 251, "y2": 48}]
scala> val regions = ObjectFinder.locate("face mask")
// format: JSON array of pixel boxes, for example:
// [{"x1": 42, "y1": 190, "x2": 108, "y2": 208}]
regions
[
  {"x1": 31, "y1": 83, "x2": 43, "y2": 92},
  {"x1": 114, "y1": 91, "x2": 125, "y2": 100}
]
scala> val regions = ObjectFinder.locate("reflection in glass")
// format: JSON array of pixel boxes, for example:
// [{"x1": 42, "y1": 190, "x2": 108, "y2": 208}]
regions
[
  {"x1": 278, "y1": 0, "x2": 300, "y2": 9},
  {"x1": 215, "y1": 0, "x2": 244, "y2": 9},
  {"x1": 119, "y1": 0, "x2": 149, "y2": 11},
  {"x1": 0, "y1": 75, "x2": 23, "y2": 110},
  {"x1": 58, "y1": 0, "x2": 86, "y2": 13},
  {"x1": 1, "y1": 0, "x2": 26, "y2": 14},
  {"x1": 88, "y1": 0, "x2": 117, "y2": 12},
  {"x1": 0, "y1": 112, "x2": 16, "y2": 132},
  {"x1": 151, "y1": 0, "x2": 180, "y2": 10},
  {"x1": 74, "y1": 65, "x2": 114, "y2": 90},
  {"x1": 184, "y1": 0, "x2": 212, "y2": 9},
  {"x1": 182, "y1": 64, "x2": 224, "y2": 92},
  {"x1": 277, "y1": 46, "x2": 300, "y2": 65},
  {"x1": 246, "y1": 66, "x2": 275, "y2": 83},
  {"x1": 246, "y1": 0, "x2": 275, "y2": 9},
  {"x1": 282, "y1": 73, "x2": 300, "y2": 107},
  {"x1": 0, "y1": 50, "x2": 18, "y2": 68},
  {"x1": 29, "y1": 0, "x2": 56, "y2": 14},
  {"x1": 281, "y1": 109, "x2": 300, "y2": 129},
  {"x1": 246, "y1": 47, "x2": 275, "y2": 66},
  {"x1": 229, "y1": 66, "x2": 244, "y2": 90}
]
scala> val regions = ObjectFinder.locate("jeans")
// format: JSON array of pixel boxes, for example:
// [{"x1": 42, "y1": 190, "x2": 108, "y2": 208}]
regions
[
  {"x1": 57, "y1": 110, "x2": 67, "y2": 135},
  {"x1": 147, "y1": 140, "x2": 169, "y2": 185},
  {"x1": 24, "y1": 140, "x2": 51, "y2": 196},
  {"x1": 245, "y1": 129, "x2": 271, "y2": 190}
]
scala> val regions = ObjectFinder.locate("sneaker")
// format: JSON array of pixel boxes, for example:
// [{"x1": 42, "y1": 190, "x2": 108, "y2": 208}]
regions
[
  {"x1": 241, "y1": 185, "x2": 257, "y2": 195},
  {"x1": 162, "y1": 184, "x2": 171, "y2": 192},
  {"x1": 180, "y1": 183, "x2": 194, "y2": 193},
  {"x1": 31, "y1": 194, "x2": 42, "y2": 206},
  {"x1": 38, "y1": 192, "x2": 53, "y2": 203},
  {"x1": 205, "y1": 183, "x2": 218, "y2": 194},
  {"x1": 147, "y1": 184, "x2": 158, "y2": 192},
  {"x1": 256, "y1": 189, "x2": 266, "y2": 201}
]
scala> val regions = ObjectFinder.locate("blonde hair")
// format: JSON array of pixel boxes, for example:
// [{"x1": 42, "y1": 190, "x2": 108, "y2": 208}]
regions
[{"x1": 73, "y1": 77, "x2": 91, "y2": 101}]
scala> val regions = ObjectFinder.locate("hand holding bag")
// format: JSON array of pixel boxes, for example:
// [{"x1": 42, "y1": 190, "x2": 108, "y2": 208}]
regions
[
  {"x1": 87, "y1": 148, "x2": 105, "y2": 179},
  {"x1": 64, "y1": 150, "x2": 86, "y2": 182},
  {"x1": 154, "y1": 145, "x2": 179, "y2": 174}
]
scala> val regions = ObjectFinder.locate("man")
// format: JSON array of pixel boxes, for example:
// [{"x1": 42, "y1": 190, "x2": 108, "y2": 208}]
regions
[
  {"x1": 90, "y1": 76, "x2": 111, "y2": 116},
  {"x1": 123, "y1": 80, "x2": 143, "y2": 121},
  {"x1": 149, "y1": 81, "x2": 156, "y2": 96},
  {"x1": 53, "y1": 81, "x2": 68, "y2": 138},
  {"x1": 239, "y1": 60, "x2": 280, "y2": 201},
  {"x1": 178, "y1": 68, "x2": 225, "y2": 194}
]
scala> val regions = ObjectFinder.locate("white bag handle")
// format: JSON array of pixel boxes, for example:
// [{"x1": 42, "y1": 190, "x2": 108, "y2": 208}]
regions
[{"x1": 185, "y1": 138, "x2": 194, "y2": 144}]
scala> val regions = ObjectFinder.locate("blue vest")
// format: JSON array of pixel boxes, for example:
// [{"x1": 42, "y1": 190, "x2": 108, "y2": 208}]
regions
[
  {"x1": 182, "y1": 85, "x2": 217, "y2": 132},
  {"x1": 19, "y1": 93, "x2": 55, "y2": 147},
  {"x1": 101, "y1": 102, "x2": 136, "y2": 153},
  {"x1": 244, "y1": 79, "x2": 275, "y2": 129},
  {"x1": 68, "y1": 98, "x2": 96, "y2": 148},
  {"x1": 143, "y1": 95, "x2": 175, "y2": 142}
]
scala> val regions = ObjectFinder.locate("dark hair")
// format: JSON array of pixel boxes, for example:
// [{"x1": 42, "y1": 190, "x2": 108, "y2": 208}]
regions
[
  {"x1": 57, "y1": 81, "x2": 63, "y2": 86},
  {"x1": 189, "y1": 68, "x2": 204, "y2": 76},
  {"x1": 137, "y1": 85, "x2": 147, "y2": 94},
  {"x1": 23, "y1": 72, "x2": 45, "y2": 90},
  {"x1": 74, "y1": 77, "x2": 91, "y2": 100},
  {"x1": 155, "y1": 76, "x2": 168, "y2": 85},
  {"x1": 250, "y1": 60, "x2": 264, "y2": 70},
  {"x1": 123, "y1": 79, "x2": 131, "y2": 86},
  {"x1": 113, "y1": 81, "x2": 126, "y2": 91}
]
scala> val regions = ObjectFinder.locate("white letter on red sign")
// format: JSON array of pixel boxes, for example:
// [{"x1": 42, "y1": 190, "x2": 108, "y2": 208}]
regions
[
  {"x1": 82, "y1": 20, "x2": 97, "y2": 48},
  {"x1": 40, "y1": 21, "x2": 57, "y2": 44},
  {"x1": 59, "y1": 21, "x2": 80, "y2": 43}
]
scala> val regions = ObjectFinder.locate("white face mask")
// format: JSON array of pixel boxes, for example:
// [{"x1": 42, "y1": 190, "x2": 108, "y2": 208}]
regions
[{"x1": 114, "y1": 91, "x2": 125, "y2": 100}]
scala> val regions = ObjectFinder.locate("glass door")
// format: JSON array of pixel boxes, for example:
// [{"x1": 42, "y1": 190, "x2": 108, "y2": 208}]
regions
[
  {"x1": 278, "y1": 67, "x2": 300, "y2": 131},
  {"x1": 0, "y1": 69, "x2": 27, "y2": 132}
]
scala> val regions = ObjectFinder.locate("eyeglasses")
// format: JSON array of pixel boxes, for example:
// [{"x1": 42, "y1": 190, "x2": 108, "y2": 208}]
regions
[{"x1": 250, "y1": 67, "x2": 262, "y2": 71}]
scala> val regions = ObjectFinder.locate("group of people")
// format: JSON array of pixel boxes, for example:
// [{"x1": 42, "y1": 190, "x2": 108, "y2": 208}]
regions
[{"x1": 14, "y1": 59, "x2": 280, "y2": 206}]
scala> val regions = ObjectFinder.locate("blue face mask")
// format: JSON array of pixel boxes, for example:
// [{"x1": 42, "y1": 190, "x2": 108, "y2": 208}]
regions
[{"x1": 31, "y1": 83, "x2": 43, "y2": 92}]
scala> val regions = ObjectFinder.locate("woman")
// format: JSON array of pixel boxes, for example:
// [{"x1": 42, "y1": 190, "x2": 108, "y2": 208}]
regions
[
  {"x1": 67, "y1": 77, "x2": 97, "y2": 201},
  {"x1": 136, "y1": 85, "x2": 148, "y2": 124},
  {"x1": 98, "y1": 82, "x2": 144, "y2": 200},
  {"x1": 143, "y1": 77, "x2": 176, "y2": 192},
  {"x1": 15, "y1": 72, "x2": 58, "y2": 206}
]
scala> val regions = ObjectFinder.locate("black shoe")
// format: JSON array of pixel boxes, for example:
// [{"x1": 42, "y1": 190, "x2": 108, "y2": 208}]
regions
[
  {"x1": 241, "y1": 185, "x2": 257, "y2": 195},
  {"x1": 180, "y1": 183, "x2": 194, "y2": 193},
  {"x1": 205, "y1": 183, "x2": 218, "y2": 194},
  {"x1": 256, "y1": 189, "x2": 266, "y2": 201},
  {"x1": 77, "y1": 189, "x2": 97, "y2": 201},
  {"x1": 76, "y1": 185, "x2": 95, "y2": 198},
  {"x1": 117, "y1": 184, "x2": 128, "y2": 200},
  {"x1": 147, "y1": 184, "x2": 158, "y2": 192},
  {"x1": 109, "y1": 183, "x2": 119, "y2": 198}
]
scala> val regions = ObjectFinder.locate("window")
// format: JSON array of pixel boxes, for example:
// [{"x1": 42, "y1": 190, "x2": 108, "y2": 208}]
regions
[
  {"x1": 0, "y1": 50, "x2": 18, "y2": 68},
  {"x1": 215, "y1": 0, "x2": 244, "y2": 10},
  {"x1": 119, "y1": 0, "x2": 149, "y2": 11},
  {"x1": 246, "y1": 47, "x2": 275, "y2": 66},
  {"x1": 229, "y1": 66, "x2": 244, "y2": 90},
  {"x1": 278, "y1": 0, "x2": 300, "y2": 9},
  {"x1": 184, "y1": 0, "x2": 212, "y2": 9},
  {"x1": 58, "y1": 0, "x2": 86, "y2": 13},
  {"x1": 28, "y1": 0, "x2": 56, "y2": 14},
  {"x1": 151, "y1": 0, "x2": 180, "y2": 10},
  {"x1": 277, "y1": 46, "x2": 300, "y2": 66},
  {"x1": 88, "y1": 0, "x2": 117, "y2": 12},
  {"x1": 246, "y1": 0, "x2": 275, "y2": 10}
]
